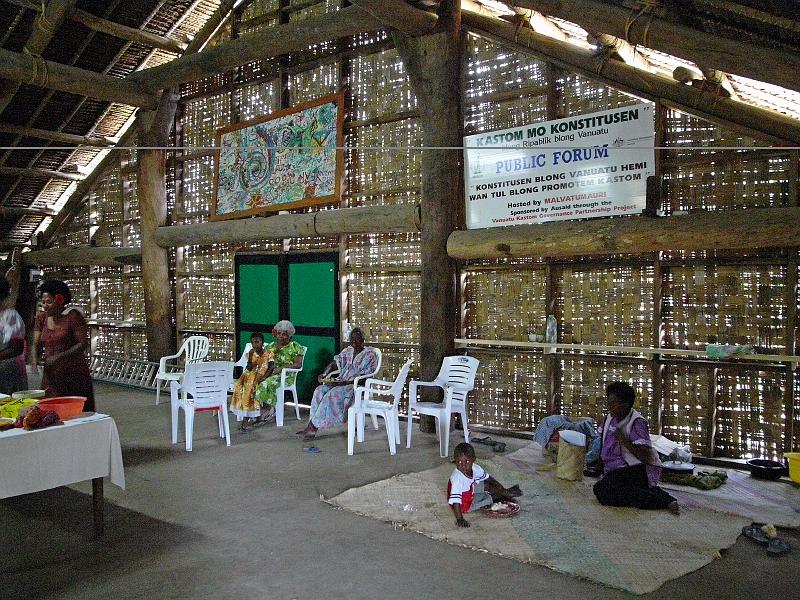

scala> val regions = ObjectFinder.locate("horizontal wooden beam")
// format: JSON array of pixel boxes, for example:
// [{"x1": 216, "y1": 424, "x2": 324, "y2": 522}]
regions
[
  {"x1": 129, "y1": 5, "x2": 383, "y2": 91},
  {"x1": 0, "y1": 122, "x2": 116, "y2": 147},
  {"x1": 511, "y1": 0, "x2": 800, "y2": 94},
  {"x1": 0, "y1": 205, "x2": 58, "y2": 217},
  {"x1": 0, "y1": 166, "x2": 85, "y2": 182},
  {"x1": 447, "y1": 207, "x2": 800, "y2": 260},
  {"x1": 0, "y1": 47, "x2": 160, "y2": 109},
  {"x1": 155, "y1": 205, "x2": 421, "y2": 247},
  {"x1": 21, "y1": 245, "x2": 142, "y2": 267},
  {"x1": 461, "y1": 10, "x2": 800, "y2": 145},
  {"x1": 71, "y1": 8, "x2": 187, "y2": 54},
  {"x1": 349, "y1": 0, "x2": 437, "y2": 36}
]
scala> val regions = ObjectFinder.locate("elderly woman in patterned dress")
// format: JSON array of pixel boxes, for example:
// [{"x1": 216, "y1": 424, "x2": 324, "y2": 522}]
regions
[
  {"x1": 297, "y1": 327, "x2": 379, "y2": 441},
  {"x1": 252, "y1": 320, "x2": 305, "y2": 424}
]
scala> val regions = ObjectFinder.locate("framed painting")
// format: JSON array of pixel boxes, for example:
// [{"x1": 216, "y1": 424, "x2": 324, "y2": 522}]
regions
[{"x1": 211, "y1": 92, "x2": 344, "y2": 221}]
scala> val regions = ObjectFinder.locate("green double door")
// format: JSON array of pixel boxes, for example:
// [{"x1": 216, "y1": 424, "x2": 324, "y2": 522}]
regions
[{"x1": 235, "y1": 252, "x2": 339, "y2": 404}]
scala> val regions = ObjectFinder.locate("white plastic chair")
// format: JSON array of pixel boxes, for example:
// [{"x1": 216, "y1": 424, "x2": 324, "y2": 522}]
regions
[
  {"x1": 155, "y1": 335, "x2": 209, "y2": 405},
  {"x1": 348, "y1": 358, "x2": 412, "y2": 456},
  {"x1": 275, "y1": 345, "x2": 307, "y2": 427},
  {"x1": 170, "y1": 361, "x2": 234, "y2": 451},
  {"x1": 231, "y1": 343, "x2": 252, "y2": 392},
  {"x1": 406, "y1": 355, "x2": 480, "y2": 457}
]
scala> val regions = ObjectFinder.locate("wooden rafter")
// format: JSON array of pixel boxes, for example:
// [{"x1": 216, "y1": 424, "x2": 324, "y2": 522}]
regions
[
  {"x1": 508, "y1": 0, "x2": 800, "y2": 94},
  {"x1": 70, "y1": 8, "x2": 188, "y2": 54},
  {"x1": 0, "y1": 166, "x2": 85, "y2": 182},
  {"x1": 0, "y1": 46, "x2": 160, "y2": 109},
  {"x1": 0, "y1": 205, "x2": 58, "y2": 217},
  {"x1": 0, "y1": 122, "x2": 116, "y2": 147}
]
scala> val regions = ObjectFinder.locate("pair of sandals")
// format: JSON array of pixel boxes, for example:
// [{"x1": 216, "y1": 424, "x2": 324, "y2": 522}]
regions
[
  {"x1": 472, "y1": 435, "x2": 506, "y2": 453},
  {"x1": 238, "y1": 408, "x2": 276, "y2": 433},
  {"x1": 742, "y1": 525, "x2": 792, "y2": 555}
]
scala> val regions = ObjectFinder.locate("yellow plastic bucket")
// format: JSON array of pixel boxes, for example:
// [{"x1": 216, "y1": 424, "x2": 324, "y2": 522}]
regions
[{"x1": 786, "y1": 453, "x2": 800, "y2": 484}]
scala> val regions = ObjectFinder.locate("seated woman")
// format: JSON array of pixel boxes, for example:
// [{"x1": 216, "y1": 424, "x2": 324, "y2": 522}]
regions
[
  {"x1": 297, "y1": 327, "x2": 379, "y2": 441},
  {"x1": 593, "y1": 381, "x2": 679, "y2": 514},
  {"x1": 254, "y1": 320, "x2": 305, "y2": 424},
  {"x1": 0, "y1": 276, "x2": 27, "y2": 395},
  {"x1": 230, "y1": 331, "x2": 274, "y2": 432}
]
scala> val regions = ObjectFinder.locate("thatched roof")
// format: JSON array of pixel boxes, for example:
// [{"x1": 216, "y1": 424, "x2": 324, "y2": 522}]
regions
[{"x1": 0, "y1": 0, "x2": 798, "y2": 250}]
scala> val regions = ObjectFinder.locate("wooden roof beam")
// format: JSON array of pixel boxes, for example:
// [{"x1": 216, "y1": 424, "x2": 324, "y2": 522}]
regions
[
  {"x1": 461, "y1": 9, "x2": 800, "y2": 145},
  {"x1": 0, "y1": 205, "x2": 58, "y2": 218},
  {"x1": 70, "y1": 8, "x2": 188, "y2": 54},
  {"x1": 0, "y1": 122, "x2": 116, "y2": 147},
  {"x1": 128, "y1": 4, "x2": 385, "y2": 91},
  {"x1": 508, "y1": 0, "x2": 800, "y2": 94},
  {"x1": 0, "y1": 0, "x2": 78, "y2": 116},
  {"x1": 0, "y1": 47, "x2": 160, "y2": 109},
  {"x1": 0, "y1": 166, "x2": 85, "y2": 182}
]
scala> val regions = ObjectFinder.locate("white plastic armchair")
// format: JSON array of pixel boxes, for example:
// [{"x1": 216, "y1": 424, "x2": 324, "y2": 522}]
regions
[
  {"x1": 275, "y1": 345, "x2": 307, "y2": 427},
  {"x1": 406, "y1": 355, "x2": 480, "y2": 457},
  {"x1": 348, "y1": 358, "x2": 412, "y2": 455},
  {"x1": 170, "y1": 361, "x2": 234, "y2": 451},
  {"x1": 155, "y1": 335, "x2": 210, "y2": 405}
]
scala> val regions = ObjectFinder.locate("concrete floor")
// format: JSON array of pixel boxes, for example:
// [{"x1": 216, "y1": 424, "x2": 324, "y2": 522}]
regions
[{"x1": 3, "y1": 381, "x2": 799, "y2": 599}]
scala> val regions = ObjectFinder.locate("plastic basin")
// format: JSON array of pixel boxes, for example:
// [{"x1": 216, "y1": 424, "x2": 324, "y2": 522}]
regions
[
  {"x1": 785, "y1": 453, "x2": 800, "y2": 484},
  {"x1": 38, "y1": 397, "x2": 86, "y2": 421},
  {"x1": 746, "y1": 458, "x2": 785, "y2": 481}
]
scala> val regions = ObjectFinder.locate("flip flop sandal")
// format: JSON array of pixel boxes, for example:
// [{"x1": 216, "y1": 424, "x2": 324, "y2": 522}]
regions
[
  {"x1": 303, "y1": 446, "x2": 321, "y2": 454},
  {"x1": 767, "y1": 538, "x2": 791, "y2": 556},
  {"x1": 493, "y1": 442, "x2": 506, "y2": 453},
  {"x1": 472, "y1": 436, "x2": 493, "y2": 444},
  {"x1": 237, "y1": 424, "x2": 251, "y2": 433},
  {"x1": 742, "y1": 525, "x2": 770, "y2": 545}
]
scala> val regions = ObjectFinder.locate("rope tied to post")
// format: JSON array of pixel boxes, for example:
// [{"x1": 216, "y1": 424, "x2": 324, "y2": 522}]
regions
[
  {"x1": 28, "y1": 54, "x2": 49, "y2": 88},
  {"x1": 624, "y1": 0, "x2": 660, "y2": 49}
]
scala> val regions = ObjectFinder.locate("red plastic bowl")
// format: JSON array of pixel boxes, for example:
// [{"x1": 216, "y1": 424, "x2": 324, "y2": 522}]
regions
[{"x1": 38, "y1": 396, "x2": 86, "y2": 421}]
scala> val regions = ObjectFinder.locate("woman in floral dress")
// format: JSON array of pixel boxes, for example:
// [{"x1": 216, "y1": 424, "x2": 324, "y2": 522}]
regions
[
  {"x1": 254, "y1": 320, "x2": 305, "y2": 422},
  {"x1": 298, "y1": 327, "x2": 379, "y2": 440}
]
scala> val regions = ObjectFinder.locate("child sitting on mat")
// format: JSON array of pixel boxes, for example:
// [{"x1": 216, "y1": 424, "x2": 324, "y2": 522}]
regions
[{"x1": 447, "y1": 442, "x2": 522, "y2": 528}]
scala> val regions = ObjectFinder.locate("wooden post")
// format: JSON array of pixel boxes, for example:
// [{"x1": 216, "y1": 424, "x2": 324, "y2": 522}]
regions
[
  {"x1": 544, "y1": 262, "x2": 561, "y2": 414},
  {"x1": 785, "y1": 151, "x2": 799, "y2": 451},
  {"x1": 137, "y1": 90, "x2": 179, "y2": 362},
  {"x1": 651, "y1": 101, "x2": 667, "y2": 433},
  {"x1": 705, "y1": 367, "x2": 719, "y2": 457},
  {"x1": 392, "y1": 2, "x2": 463, "y2": 431}
]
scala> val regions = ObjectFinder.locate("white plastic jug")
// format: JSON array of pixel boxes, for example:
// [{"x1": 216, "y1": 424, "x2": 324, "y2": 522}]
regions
[{"x1": 556, "y1": 430, "x2": 586, "y2": 481}]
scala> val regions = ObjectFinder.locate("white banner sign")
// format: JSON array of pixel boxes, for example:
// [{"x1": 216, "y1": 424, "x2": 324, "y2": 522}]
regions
[{"x1": 464, "y1": 103, "x2": 655, "y2": 229}]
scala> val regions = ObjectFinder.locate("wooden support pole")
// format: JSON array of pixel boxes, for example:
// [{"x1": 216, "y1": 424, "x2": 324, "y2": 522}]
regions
[
  {"x1": 21, "y1": 246, "x2": 141, "y2": 267},
  {"x1": 155, "y1": 205, "x2": 420, "y2": 247},
  {"x1": 137, "y1": 90, "x2": 179, "y2": 362},
  {"x1": 447, "y1": 207, "x2": 800, "y2": 260},
  {"x1": 391, "y1": 1, "x2": 463, "y2": 430},
  {"x1": 0, "y1": 46, "x2": 160, "y2": 109},
  {"x1": 785, "y1": 152, "x2": 799, "y2": 451},
  {"x1": 0, "y1": 0, "x2": 78, "y2": 116},
  {"x1": 510, "y1": 0, "x2": 800, "y2": 95},
  {"x1": 460, "y1": 9, "x2": 800, "y2": 145},
  {"x1": 0, "y1": 166, "x2": 85, "y2": 182},
  {"x1": 128, "y1": 5, "x2": 383, "y2": 91},
  {"x1": 0, "y1": 122, "x2": 115, "y2": 147},
  {"x1": 705, "y1": 367, "x2": 719, "y2": 457},
  {"x1": 70, "y1": 8, "x2": 188, "y2": 54}
]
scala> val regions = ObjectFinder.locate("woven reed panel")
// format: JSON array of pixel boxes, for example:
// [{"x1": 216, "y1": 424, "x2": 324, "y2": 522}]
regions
[
  {"x1": 661, "y1": 364, "x2": 712, "y2": 453},
  {"x1": 664, "y1": 265, "x2": 787, "y2": 351},
  {"x1": 94, "y1": 326, "x2": 125, "y2": 357},
  {"x1": 715, "y1": 369, "x2": 786, "y2": 459},
  {"x1": 467, "y1": 351, "x2": 548, "y2": 430},
  {"x1": 179, "y1": 332, "x2": 233, "y2": 361},
  {"x1": 95, "y1": 277, "x2": 125, "y2": 321},
  {"x1": 241, "y1": 0, "x2": 280, "y2": 20},
  {"x1": 183, "y1": 92, "x2": 232, "y2": 149},
  {"x1": 181, "y1": 244, "x2": 234, "y2": 272},
  {"x1": 349, "y1": 189, "x2": 419, "y2": 208},
  {"x1": 128, "y1": 330, "x2": 148, "y2": 361},
  {"x1": 560, "y1": 357, "x2": 654, "y2": 423},
  {"x1": 59, "y1": 276, "x2": 91, "y2": 315},
  {"x1": 347, "y1": 121, "x2": 423, "y2": 195},
  {"x1": 560, "y1": 266, "x2": 655, "y2": 346},
  {"x1": 661, "y1": 111, "x2": 788, "y2": 214},
  {"x1": 462, "y1": 268, "x2": 548, "y2": 342},
  {"x1": 288, "y1": 0, "x2": 340, "y2": 61},
  {"x1": 347, "y1": 233, "x2": 421, "y2": 269},
  {"x1": 180, "y1": 156, "x2": 216, "y2": 223},
  {"x1": 349, "y1": 272, "x2": 419, "y2": 343},
  {"x1": 179, "y1": 275, "x2": 235, "y2": 333},
  {"x1": 795, "y1": 370, "x2": 800, "y2": 450},
  {"x1": 464, "y1": 36, "x2": 548, "y2": 133},
  {"x1": 289, "y1": 62, "x2": 339, "y2": 106},
  {"x1": 558, "y1": 74, "x2": 643, "y2": 116},
  {"x1": 88, "y1": 168, "x2": 123, "y2": 224},
  {"x1": 237, "y1": 80, "x2": 280, "y2": 121},
  {"x1": 128, "y1": 277, "x2": 146, "y2": 322},
  {"x1": 351, "y1": 48, "x2": 416, "y2": 121}
]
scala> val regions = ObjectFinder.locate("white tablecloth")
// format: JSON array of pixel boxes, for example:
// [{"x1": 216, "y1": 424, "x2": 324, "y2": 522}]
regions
[{"x1": 0, "y1": 413, "x2": 125, "y2": 499}]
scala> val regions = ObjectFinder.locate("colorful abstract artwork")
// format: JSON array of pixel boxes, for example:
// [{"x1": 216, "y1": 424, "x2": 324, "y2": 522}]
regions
[{"x1": 211, "y1": 93, "x2": 343, "y2": 221}]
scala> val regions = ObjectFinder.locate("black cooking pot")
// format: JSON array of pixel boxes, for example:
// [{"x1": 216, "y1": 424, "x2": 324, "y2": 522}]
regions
[{"x1": 747, "y1": 459, "x2": 785, "y2": 480}]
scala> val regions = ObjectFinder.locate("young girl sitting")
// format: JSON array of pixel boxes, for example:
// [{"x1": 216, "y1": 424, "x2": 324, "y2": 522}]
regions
[{"x1": 447, "y1": 442, "x2": 523, "y2": 528}]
